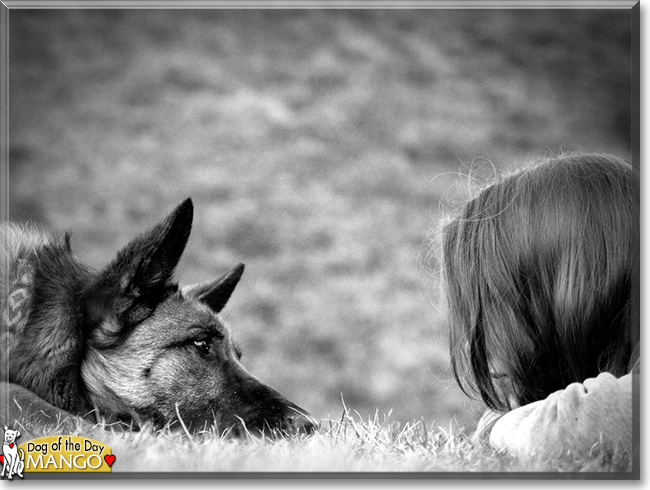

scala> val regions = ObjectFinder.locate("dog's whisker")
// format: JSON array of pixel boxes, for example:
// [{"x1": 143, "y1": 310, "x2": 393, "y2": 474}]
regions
[{"x1": 174, "y1": 402, "x2": 195, "y2": 444}]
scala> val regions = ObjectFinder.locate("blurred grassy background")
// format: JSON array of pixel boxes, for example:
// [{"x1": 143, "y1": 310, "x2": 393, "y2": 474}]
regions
[{"x1": 8, "y1": 9, "x2": 632, "y2": 432}]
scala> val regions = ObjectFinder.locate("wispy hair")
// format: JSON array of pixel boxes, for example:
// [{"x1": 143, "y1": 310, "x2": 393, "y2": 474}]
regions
[{"x1": 441, "y1": 153, "x2": 639, "y2": 411}]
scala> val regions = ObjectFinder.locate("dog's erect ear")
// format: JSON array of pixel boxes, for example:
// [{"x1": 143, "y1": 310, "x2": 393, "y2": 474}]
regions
[
  {"x1": 108, "y1": 197, "x2": 193, "y2": 296},
  {"x1": 183, "y1": 263, "x2": 245, "y2": 313},
  {"x1": 86, "y1": 198, "x2": 193, "y2": 334}
]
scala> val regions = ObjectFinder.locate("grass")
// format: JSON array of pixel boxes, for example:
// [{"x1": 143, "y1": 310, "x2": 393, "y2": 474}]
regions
[{"x1": 17, "y1": 405, "x2": 633, "y2": 475}]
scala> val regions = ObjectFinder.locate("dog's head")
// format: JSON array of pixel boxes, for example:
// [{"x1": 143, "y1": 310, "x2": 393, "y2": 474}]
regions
[
  {"x1": 80, "y1": 198, "x2": 316, "y2": 437},
  {"x1": 3, "y1": 426, "x2": 20, "y2": 444}
]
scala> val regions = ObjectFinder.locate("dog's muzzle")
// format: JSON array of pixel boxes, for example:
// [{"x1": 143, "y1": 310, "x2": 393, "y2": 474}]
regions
[
  {"x1": 241, "y1": 401, "x2": 319, "y2": 438},
  {"x1": 283, "y1": 403, "x2": 319, "y2": 435}
]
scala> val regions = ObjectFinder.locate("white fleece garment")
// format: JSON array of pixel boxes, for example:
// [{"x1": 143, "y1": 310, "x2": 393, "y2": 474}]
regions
[{"x1": 488, "y1": 372, "x2": 635, "y2": 460}]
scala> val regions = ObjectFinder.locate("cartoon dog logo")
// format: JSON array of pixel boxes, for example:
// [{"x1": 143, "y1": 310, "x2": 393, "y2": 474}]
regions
[{"x1": 1, "y1": 426, "x2": 25, "y2": 479}]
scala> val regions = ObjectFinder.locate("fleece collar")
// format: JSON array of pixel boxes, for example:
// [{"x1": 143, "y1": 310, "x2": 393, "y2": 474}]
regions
[{"x1": 3, "y1": 257, "x2": 35, "y2": 334}]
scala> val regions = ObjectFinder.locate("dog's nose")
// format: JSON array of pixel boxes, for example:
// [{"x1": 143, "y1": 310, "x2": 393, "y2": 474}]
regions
[{"x1": 285, "y1": 406, "x2": 319, "y2": 434}]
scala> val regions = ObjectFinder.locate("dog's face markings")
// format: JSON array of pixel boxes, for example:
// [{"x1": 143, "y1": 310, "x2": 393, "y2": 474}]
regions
[
  {"x1": 123, "y1": 291, "x2": 264, "y2": 432},
  {"x1": 79, "y1": 200, "x2": 316, "y2": 436}
]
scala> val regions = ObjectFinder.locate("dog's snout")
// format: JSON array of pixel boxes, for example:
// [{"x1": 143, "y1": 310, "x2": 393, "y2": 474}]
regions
[
  {"x1": 226, "y1": 373, "x2": 318, "y2": 438},
  {"x1": 285, "y1": 405, "x2": 319, "y2": 434}
]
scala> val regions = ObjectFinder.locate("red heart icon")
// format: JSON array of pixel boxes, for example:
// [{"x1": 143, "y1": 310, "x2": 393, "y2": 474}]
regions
[
  {"x1": 104, "y1": 454, "x2": 116, "y2": 467},
  {"x1": 8, "y1": 444, "x2": 13, "y2": 449},
  {"x1": 0, "y1": 455, "x2": 4, "y2": 465}
]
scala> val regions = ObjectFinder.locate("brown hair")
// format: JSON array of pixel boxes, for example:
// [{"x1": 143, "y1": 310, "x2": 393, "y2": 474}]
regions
[{"x1": 442, "y1": 154, "x2": 639, "y2": 412}]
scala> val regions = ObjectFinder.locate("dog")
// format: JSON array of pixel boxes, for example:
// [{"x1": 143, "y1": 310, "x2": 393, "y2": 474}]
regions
[
  {"x1": 1, "y1": 426, "x2": 24, "y2": 479},
  {"x1": 0, "y1": 198, "x2": 317, "y2": 437}
]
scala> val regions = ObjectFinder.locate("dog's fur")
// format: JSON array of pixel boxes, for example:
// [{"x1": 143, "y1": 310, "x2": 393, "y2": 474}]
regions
[
  {"x1": 1, "y1": 426, "x2": 24, "y2": 479},
  {"x1": 1, "y1": 198, "x2": 316, "y2": 437}
]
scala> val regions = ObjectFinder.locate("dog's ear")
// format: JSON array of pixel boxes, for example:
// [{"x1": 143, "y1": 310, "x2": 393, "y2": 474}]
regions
[
  {"x1": 85, "y1": 198, "x2": 193, "y2": 338},
  {"x1": 107, "y1": 197, "x2": 193, "y2": 297},
  {"x1": 183, "y1": 263, "x2": 244, "y2": 313}
]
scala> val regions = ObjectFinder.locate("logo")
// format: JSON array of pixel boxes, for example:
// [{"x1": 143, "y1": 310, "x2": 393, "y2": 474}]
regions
[
  {"x1": 18, "y1": 435, "x2": 115, "y2": 474},
  {"x1": 1, "y1": 426, "x2": 25, "y2": 479}
]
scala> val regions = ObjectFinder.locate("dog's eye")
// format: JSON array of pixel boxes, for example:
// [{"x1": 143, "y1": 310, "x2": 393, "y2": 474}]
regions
[{"x1": 193, "y1": 339, "x2": 212, "y2": 356}]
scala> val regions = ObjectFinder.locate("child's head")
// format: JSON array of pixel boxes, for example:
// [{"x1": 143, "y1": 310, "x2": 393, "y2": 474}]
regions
[{"x1": 441, "y1": 153, "x2": 639, "y2": 412}]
